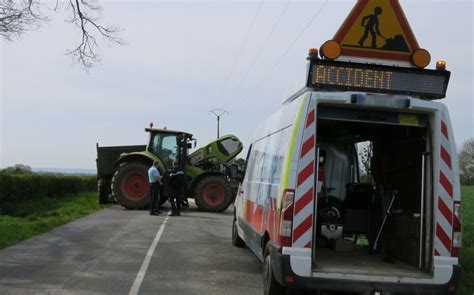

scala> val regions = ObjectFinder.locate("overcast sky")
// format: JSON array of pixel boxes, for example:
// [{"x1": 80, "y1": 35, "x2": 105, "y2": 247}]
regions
[{"x1": 1, "y1": 0, "x2": 473, "y2": 169}]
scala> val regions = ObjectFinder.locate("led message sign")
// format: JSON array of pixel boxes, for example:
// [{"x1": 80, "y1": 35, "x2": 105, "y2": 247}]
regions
[{"x1": 307, "y1": 60, "x2": 450, "y2": 99}]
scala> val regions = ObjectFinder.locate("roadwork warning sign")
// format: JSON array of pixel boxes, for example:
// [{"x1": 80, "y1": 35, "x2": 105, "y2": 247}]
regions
[{"x1": 334, "y1": 0, "x2": 420, "y2": 62}]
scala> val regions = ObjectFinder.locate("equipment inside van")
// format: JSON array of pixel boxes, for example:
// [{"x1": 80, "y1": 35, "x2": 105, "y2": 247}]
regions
[{"x1": 314, "y1": 105, "x2": 433, "y2": 274}]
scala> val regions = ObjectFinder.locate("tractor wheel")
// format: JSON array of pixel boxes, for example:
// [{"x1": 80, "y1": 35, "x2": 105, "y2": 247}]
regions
[
  {"x1": 194, "y1": 176, "x2": 232, "y2": 212},
  {"x1": 98, "y1": 179, "x2": 109, "y2": 204},
  {"x1": 112, "y1": 162, "x2": 150, "y2": 209}
]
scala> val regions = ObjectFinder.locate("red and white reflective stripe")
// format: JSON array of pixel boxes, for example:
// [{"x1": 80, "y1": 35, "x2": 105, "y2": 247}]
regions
[
  {"x1": 292, "y1": 105, "x2": 316, "y2": 248},
  {"x1": 435, "y1": 119, "x2": 454, "y2": 257}
]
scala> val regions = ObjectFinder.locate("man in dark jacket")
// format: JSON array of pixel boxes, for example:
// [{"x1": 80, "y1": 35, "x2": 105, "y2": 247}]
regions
[{"x1": 168, "y1": 161, "x2": 187, "y2": 216}]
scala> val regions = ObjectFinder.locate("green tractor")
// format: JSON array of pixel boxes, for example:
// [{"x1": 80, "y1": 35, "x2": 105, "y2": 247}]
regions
[{"x1": 96, "y1": 125, "x2": 243, "y2": 212}]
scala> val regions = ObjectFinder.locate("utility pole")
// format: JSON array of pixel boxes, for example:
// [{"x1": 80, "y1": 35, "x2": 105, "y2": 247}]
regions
[{"x1": 209, "y1": 109, "x2": 228, "y2": 138}]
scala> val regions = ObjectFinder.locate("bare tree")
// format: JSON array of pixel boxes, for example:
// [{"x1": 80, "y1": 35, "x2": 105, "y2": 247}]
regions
[
  {"x1": 459, "y1": 138, "x2": 474, "y2": 185},
  {"x1": 0, "y1": 0, "x2": 124, "y2": 68}
]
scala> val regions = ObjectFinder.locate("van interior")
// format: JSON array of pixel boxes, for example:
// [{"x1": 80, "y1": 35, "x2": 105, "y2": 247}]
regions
[{"x1": 313, "y1": 105, "x2": 432, "y2": 277}]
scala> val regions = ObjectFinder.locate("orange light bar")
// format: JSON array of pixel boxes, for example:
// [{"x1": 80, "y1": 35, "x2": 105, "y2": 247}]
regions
[
  {"x1": 320, "y1": 40, "x2": 341, "y2": 60},
  {"x1": 411, "y1": 49, "x2": 431, "y2": 68},
  {"x1": 436, "y1": 60, "x2": 447, "y2": 71}
]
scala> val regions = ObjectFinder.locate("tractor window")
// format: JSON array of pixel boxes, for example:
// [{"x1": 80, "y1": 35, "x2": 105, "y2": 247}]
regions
[{"x1": 149, "y1": 133, "x2": 179, "y2": 169}]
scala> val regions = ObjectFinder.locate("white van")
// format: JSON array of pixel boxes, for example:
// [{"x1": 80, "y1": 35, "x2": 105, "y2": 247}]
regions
[{"x1": 232, "y1": 57, "x2": 461, "y2": 294}]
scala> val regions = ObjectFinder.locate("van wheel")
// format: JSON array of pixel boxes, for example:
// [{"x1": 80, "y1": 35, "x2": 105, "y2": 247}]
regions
[
  {"x1": 263, "y1": 243, "x2": 286, "y2": 295},
  {"x1": 232, "y1": 218, "x2": 245, "y2": 248}
]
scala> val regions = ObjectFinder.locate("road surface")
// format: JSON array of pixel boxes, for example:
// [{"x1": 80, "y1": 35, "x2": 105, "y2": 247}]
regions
[{"x1": 0, "y1": 203, "x2": 265, "y2": 295}]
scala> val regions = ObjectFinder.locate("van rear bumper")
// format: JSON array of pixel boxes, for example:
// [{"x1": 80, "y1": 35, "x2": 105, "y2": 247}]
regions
[{"x1": 269, "y1": 242, "x2": 461, "y2": 294}]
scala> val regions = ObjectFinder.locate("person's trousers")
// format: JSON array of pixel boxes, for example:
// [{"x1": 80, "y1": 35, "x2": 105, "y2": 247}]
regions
[
  {"x1": 170, "y1": 188, "x2": 184, "y2": 213},
  {"x1": 149, "y1": 182, "x2": 161, "y2": 213}
]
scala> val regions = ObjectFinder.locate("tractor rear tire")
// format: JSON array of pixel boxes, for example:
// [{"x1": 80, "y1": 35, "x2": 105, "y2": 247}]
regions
[
  {"x1": 112, "y1": 162, "x2": 150, "y2": 209},
  {"x1": 194, "y1": 176, "x2": 233, "y2": 212}
]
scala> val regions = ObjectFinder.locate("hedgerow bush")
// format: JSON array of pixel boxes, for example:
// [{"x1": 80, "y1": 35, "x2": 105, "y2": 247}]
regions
[{"x1": 0, "y1": 173, "x2": 96, "y2": 215}]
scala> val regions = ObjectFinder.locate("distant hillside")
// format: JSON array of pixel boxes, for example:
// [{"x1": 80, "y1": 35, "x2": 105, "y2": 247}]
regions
[{"x1": 32, "y1": 168, "x2": 96, "y2": 175}]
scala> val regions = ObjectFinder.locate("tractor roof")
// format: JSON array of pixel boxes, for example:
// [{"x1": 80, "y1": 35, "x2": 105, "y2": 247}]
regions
[{"x1": 145, "y1": 128, "x2": 193, "y2": 136}]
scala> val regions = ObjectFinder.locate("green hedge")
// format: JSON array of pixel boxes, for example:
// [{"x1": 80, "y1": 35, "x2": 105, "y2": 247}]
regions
[{"x1": 0, "y1": 173, "x2": 96, "y2": 215}]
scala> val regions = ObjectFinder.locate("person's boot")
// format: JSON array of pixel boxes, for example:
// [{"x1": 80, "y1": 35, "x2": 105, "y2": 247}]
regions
[{"x1": 170, "y1": 211, "x2": 179, "y2": 216}]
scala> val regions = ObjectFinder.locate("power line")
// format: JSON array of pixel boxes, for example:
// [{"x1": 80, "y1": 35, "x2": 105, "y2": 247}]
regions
[
  {"x1": 233, "y1": 0, "x2": 292, "y2": 90},
  {"x1": 220, "y1": 0, "x2": 264, "y2": 97},
  {"x1": 250, "y1": 0, "x2": 329, "y2": 89}
]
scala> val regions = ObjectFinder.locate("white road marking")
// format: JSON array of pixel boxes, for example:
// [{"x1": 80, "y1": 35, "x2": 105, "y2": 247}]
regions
[{"x1": 129, "y1": 212, "x2": 170, "y2": 295}]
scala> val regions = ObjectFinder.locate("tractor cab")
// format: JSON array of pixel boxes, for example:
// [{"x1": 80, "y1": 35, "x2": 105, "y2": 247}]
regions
[{"x1": 145, "y1": 126, "x2": 194, "y2": 171}]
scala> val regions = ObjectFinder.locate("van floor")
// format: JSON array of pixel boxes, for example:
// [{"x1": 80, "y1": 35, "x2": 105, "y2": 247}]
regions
[{"x1": 313, "y1": 248, "x2": 431, "y2": 278}]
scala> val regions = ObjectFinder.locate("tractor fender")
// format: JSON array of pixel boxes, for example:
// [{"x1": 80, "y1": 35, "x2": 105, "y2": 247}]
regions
[
  {"x1": 115, "y1": 151, "x2": 166, "y2": 174},
  {"x1": 188, "y1": 171, "x2": 226, "y2": 197}
]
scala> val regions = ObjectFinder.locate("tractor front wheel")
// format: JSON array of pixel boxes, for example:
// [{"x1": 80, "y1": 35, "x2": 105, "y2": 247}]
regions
[
  {"x1": 194, "y1": 176, "x2": 232, "y2": 212},
  {"x1": 112, "y1": 162, "x2": 150, "y2": 209}
]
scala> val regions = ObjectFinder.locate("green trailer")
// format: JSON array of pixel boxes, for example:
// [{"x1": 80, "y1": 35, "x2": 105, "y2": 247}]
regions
[{"x1": 96, "y1": 126, "x2": 243, "y2": 212}]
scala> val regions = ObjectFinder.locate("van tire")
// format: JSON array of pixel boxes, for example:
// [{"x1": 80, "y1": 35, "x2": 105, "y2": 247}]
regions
[
  {"x1": 263, "y1": 243, "x2": 286, "y2": 295},
  {"x1": 194, "y1": 176, "x2": 232, "y2": 212},
  {"x1": 232, "y1": 218, "x2": 245, "y2": 248}
]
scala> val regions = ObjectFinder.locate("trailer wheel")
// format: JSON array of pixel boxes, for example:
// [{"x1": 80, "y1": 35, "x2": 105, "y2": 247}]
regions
[
  {"x1": 263, "y1": 242, "x2": 286, "y2": 295},
  {"x1": 194, "y1": 176, "x2": 232, "y2": 212},
  {"x1": 98, "y1": 179, "x2": 109, "y2": 204},
  {"x1": 232, "y1": 217, "x2": 245, "y2": 248},
  {"x1": 112, "y1": 162, "x2": 150, "y2": 209}
]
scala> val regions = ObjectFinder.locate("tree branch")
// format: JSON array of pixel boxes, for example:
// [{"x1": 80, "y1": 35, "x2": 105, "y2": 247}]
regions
[{"x1": 0, "y1": 0, "x2": 124, "y2": 68}]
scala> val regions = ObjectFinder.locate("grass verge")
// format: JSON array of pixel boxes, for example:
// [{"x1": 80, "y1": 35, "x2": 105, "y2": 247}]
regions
[
  {"x1": 0, "y1": 192, "x2": 108, "y2": 250},
  {"x1": 460, "y1": 186, "x2": 473, "y2": 295}
]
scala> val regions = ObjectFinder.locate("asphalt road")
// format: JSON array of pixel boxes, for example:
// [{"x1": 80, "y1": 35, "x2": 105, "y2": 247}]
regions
[{"x1": 0, "y1": 203, "x2": 265, "y2": 295}]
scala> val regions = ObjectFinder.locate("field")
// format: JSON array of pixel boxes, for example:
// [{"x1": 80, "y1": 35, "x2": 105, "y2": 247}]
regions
[
  {"x1": 460, "y1": 186, "x2": 474, "y2": 295},
  {"x1": 0, "y1": 192, "x2": 108, "y2": 250}
]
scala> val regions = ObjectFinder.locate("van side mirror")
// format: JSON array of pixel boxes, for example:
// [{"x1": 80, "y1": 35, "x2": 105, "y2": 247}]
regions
[{"x1": 187, "y1": 143, "x2": 193, "y2": 149}]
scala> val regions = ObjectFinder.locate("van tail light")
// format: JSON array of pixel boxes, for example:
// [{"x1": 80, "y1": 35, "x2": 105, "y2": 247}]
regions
[
  {"x1": 279, "y1": 189, "x2": 295, "y2": 247},
  {"x1": 452, "y1": 201, "x2": 462, "y2": 257}
]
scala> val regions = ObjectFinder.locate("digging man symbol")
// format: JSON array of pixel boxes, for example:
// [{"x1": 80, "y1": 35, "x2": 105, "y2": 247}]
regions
[{"x1": 359, "y1": 7, "x2": 383, "y2": 48}]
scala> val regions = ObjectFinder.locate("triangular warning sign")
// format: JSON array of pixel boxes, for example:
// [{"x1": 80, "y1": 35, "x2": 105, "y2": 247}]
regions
[{"x1": 334, "y1": 0, "x2": 420, "y2": 62}]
